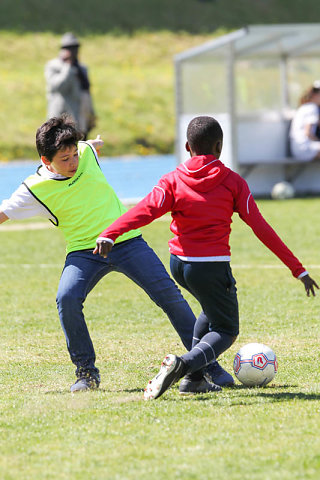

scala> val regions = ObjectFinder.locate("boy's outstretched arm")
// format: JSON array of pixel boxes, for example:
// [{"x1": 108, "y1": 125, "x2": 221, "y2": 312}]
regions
[
  {"x1": 300, "y1": 274, "x2": 319, "y2": 297},
  {"x1": 94, "y1": 179, "x2": 174, "y2": 258},
  {"x1": 234, "y1": 179, "x2": 318, "y2": 296},
  {"x1": 0, "y1": 211, "x2": 9, "y2": 224}
]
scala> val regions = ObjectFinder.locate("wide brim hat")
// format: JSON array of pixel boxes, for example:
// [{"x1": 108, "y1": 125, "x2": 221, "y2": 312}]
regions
[{"x1": 60, "y1": 32, "x2": 80, "y2": 48}]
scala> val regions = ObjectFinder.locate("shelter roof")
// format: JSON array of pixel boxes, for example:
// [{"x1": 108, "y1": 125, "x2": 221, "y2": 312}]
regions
[{"x1": 175, "y1": 24, "x2": 320, "y2": 61}]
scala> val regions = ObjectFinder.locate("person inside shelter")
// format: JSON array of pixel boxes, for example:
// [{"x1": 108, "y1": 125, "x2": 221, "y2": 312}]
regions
[{"x1": 289, "y1": 81, "x2": 320, "y2": 161}]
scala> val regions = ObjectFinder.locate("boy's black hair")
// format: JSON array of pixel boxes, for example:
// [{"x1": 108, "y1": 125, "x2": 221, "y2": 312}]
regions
[
  {"x1": 187, "y1": 116, "x2": 223, "y2": 154},
  {"x1": 36, "y1": 114, "x2": 83, "y2": 160}
]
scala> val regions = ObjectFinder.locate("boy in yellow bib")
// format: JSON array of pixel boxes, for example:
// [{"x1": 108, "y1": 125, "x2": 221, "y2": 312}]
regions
[{"x1": 0, "y1": 115, "x2": 202, "y2": 392}]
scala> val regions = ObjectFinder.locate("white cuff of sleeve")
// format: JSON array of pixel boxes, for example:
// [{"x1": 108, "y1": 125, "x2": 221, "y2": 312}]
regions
[
  {"x1": 96, "y1": 237, "x2": 114, "y2": 245},
  {"x1": 298, "y1": 271, "x2": 308, "y2": 279}
]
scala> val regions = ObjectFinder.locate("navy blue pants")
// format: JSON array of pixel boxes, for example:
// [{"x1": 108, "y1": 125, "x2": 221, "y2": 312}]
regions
[
  {"x1": 170, "y1": 256, "x2": 239, "y2": 374},
  {"x1": 56, "y1": 236, "x2": 196, "y2": 375}
]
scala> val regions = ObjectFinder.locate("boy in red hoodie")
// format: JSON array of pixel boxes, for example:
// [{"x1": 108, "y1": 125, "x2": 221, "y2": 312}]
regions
[{"x1": 94, "y1": 116, "x2": 318, "y2": 400}]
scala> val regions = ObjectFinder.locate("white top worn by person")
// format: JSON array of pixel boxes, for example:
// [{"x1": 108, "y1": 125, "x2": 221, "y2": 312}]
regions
[
  {"x1": 289, "y1": 81, "x2": 320, "y2": 161},
  {"x1": 0, "y1": 135, "x2": 103, "y2": 224}
]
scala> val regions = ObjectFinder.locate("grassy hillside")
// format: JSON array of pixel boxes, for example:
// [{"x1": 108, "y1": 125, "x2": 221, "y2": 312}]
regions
[{"x1": 0, "y1": 31, "x2": 213, "y2": 160}]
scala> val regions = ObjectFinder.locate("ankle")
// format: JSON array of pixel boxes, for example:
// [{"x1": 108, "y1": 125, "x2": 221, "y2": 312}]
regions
[
  {"x1": 179, "y1": 357, "x2": 189, "y2": 377},
  {"x1": 186, "y1": 370, "x2": 204, "y2": 381}
]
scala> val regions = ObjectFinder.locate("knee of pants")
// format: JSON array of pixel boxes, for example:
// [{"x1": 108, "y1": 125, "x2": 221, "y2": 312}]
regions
[
  {"x1": 56, "y1": 289, "x2": 84, "y2": 311},
  {"x1": 149, "y1": 282, "x2": 185, "y2": 308}
]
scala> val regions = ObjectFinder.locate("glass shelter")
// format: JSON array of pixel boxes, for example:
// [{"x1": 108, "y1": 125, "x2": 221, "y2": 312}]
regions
[{"x1": 174, "y1": 24, "x2": 320, "y2": 195}]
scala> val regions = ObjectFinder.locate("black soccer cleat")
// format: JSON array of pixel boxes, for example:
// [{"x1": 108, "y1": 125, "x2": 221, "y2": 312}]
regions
[
  {"x1": 204, "y1": 360, "x2": 235, "y2": 387},
  {"x1": 179, "y1": 375, "x2": 222, "y2": 395}
]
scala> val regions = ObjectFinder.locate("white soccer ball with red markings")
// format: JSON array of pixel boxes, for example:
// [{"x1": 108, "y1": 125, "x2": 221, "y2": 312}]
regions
[{"x1": 233, "y1": 343, "x2": 278, "y2": 387}]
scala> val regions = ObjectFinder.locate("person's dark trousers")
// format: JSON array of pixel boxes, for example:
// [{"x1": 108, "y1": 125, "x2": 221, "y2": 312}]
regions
[
  {"x1": 56, "y1": 236, "x2": 196, "y2": 375},
  {"x1": 170, "y1": 255, "x2": 239, "y2": 377}
]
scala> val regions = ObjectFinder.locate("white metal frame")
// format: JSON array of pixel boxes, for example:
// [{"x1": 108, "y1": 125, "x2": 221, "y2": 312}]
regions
[{"x1": 175, "y1": 24, "x2": 320, "y2": 166}]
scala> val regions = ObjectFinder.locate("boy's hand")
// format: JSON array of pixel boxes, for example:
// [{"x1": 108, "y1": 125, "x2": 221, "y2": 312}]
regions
[
  {"x1": 88, "y1": 135, "x2": 104, "y2": 154},
  {"x1": 300, "y1": 274, "x2": 319, "y2": 297},
  {"x1": 93, "y1": 239, "x2": 113, "y2": 258}
]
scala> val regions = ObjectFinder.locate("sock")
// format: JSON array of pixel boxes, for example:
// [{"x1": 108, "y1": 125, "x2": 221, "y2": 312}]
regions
[
  {"x1": 181, "y1": 331, "x2": 234, "y2": 376},
  {"x1": 187, "y1": 369, "x2": 204, "y2": 381},
  {"x1": 179, "y1": 357, "x2": 189, "y2": 377},
  {"x1": 181, "y1": 339, "x2": 216, "y2": 375},
  {"x1": 192, "y1": 311, "x2": 210, "y2": 349}
]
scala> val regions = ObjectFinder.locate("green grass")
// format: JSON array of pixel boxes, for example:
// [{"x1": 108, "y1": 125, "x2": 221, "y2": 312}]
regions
[{"x1": 0, "y1": 198, "x2": 320, "y2": 479}]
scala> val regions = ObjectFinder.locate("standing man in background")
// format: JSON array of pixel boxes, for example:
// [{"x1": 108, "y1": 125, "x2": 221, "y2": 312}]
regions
[{"x1": 45, "y1": 32, "x2": 96, "y2": 139}]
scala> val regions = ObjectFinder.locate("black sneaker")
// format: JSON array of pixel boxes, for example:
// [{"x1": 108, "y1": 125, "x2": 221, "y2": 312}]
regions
[
  {"x1": 70, "y1": 371, "x2": 101, "y2": 393},
  {"x1": 204, "y1": 361, "x2": 235, "y2": 387},
  {"x1": 144, "y1": 354, "x2": 185, "y2": 400},
  {"x1": 179, "y1": 375, "x2": 222, "y2": 395}
]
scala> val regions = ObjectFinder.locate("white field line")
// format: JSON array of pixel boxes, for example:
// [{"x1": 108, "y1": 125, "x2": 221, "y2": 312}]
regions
[
  {"x1": 2, "y1": 219, "x2": 320, "y2": 270},
  {"x1": 0, "y1": 264, "x2": 61, "y2": 268},
  {"x1": 233, "y1": 264, "x2": 320, "y2": 269},
  {"x1": 1, "y1": 263, "x2": 320, "y2": 269},
  {"x1": 0, "y1": 222, "x2": 53, "y2": 231},
  {"x1": 0, "y1": 216, "x2": 170, "y2": 232}
]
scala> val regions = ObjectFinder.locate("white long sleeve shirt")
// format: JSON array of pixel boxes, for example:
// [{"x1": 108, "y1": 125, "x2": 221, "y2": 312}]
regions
[{"x1": 1, "y1": 163, "x2": 69, "y2": 222}]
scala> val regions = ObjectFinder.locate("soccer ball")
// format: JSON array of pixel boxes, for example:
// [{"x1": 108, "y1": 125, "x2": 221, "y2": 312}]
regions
[
  {"x1": 271, "y1": 181, "x2": 295, "y2": 200},
  {"x1": 233, "y1": 343, "x2": 278, "y2": 387}
]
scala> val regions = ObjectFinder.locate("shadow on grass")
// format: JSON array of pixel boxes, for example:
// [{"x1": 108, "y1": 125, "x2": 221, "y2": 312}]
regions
[
  {"x1": 44, "y1": 389, "x2": 71, "y2": 395},
  {"x1": 43, "y1": 383, "x2": 320, "y2": 404},
  {"x1": 44, "y1": 387, "x2": 144, "y2": 395},
  {"x1": 121, "y1": 388, "x2": 144, "y2": 393},
  {"x1": 229, "y1": 383, "x2": 299, "y2": 390},
  {"x1": 174, "y1": 385, "x2": 320, "y2": 404},
  {"x1": 248, "y1": 391, "x2": 320, "y2": 402}
]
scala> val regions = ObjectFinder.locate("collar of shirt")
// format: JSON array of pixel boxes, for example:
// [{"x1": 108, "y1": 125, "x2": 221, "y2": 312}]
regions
[{"x1": 40, "y1": 160, "x2": 67, "y2": 180}]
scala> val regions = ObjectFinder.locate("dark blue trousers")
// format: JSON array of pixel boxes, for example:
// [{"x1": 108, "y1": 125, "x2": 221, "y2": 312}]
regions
[{"x1": 56, "y1": 236, "x2": 196, "y2": 375}]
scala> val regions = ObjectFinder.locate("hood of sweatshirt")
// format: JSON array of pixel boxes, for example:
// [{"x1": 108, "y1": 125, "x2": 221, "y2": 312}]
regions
[{"x1": 176, "y1": 155, "x2": 231, "y2": 192}]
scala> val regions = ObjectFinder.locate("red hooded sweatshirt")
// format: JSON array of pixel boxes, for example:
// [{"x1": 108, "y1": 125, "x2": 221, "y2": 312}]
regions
[{"x1": 99, "y1": 155, "x2": 306, "y2": 278}]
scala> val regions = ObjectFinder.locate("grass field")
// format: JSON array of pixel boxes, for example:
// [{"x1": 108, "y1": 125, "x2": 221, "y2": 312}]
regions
[{"x1": 0, "y1": 198, "x2": 320, "y2": 479}]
